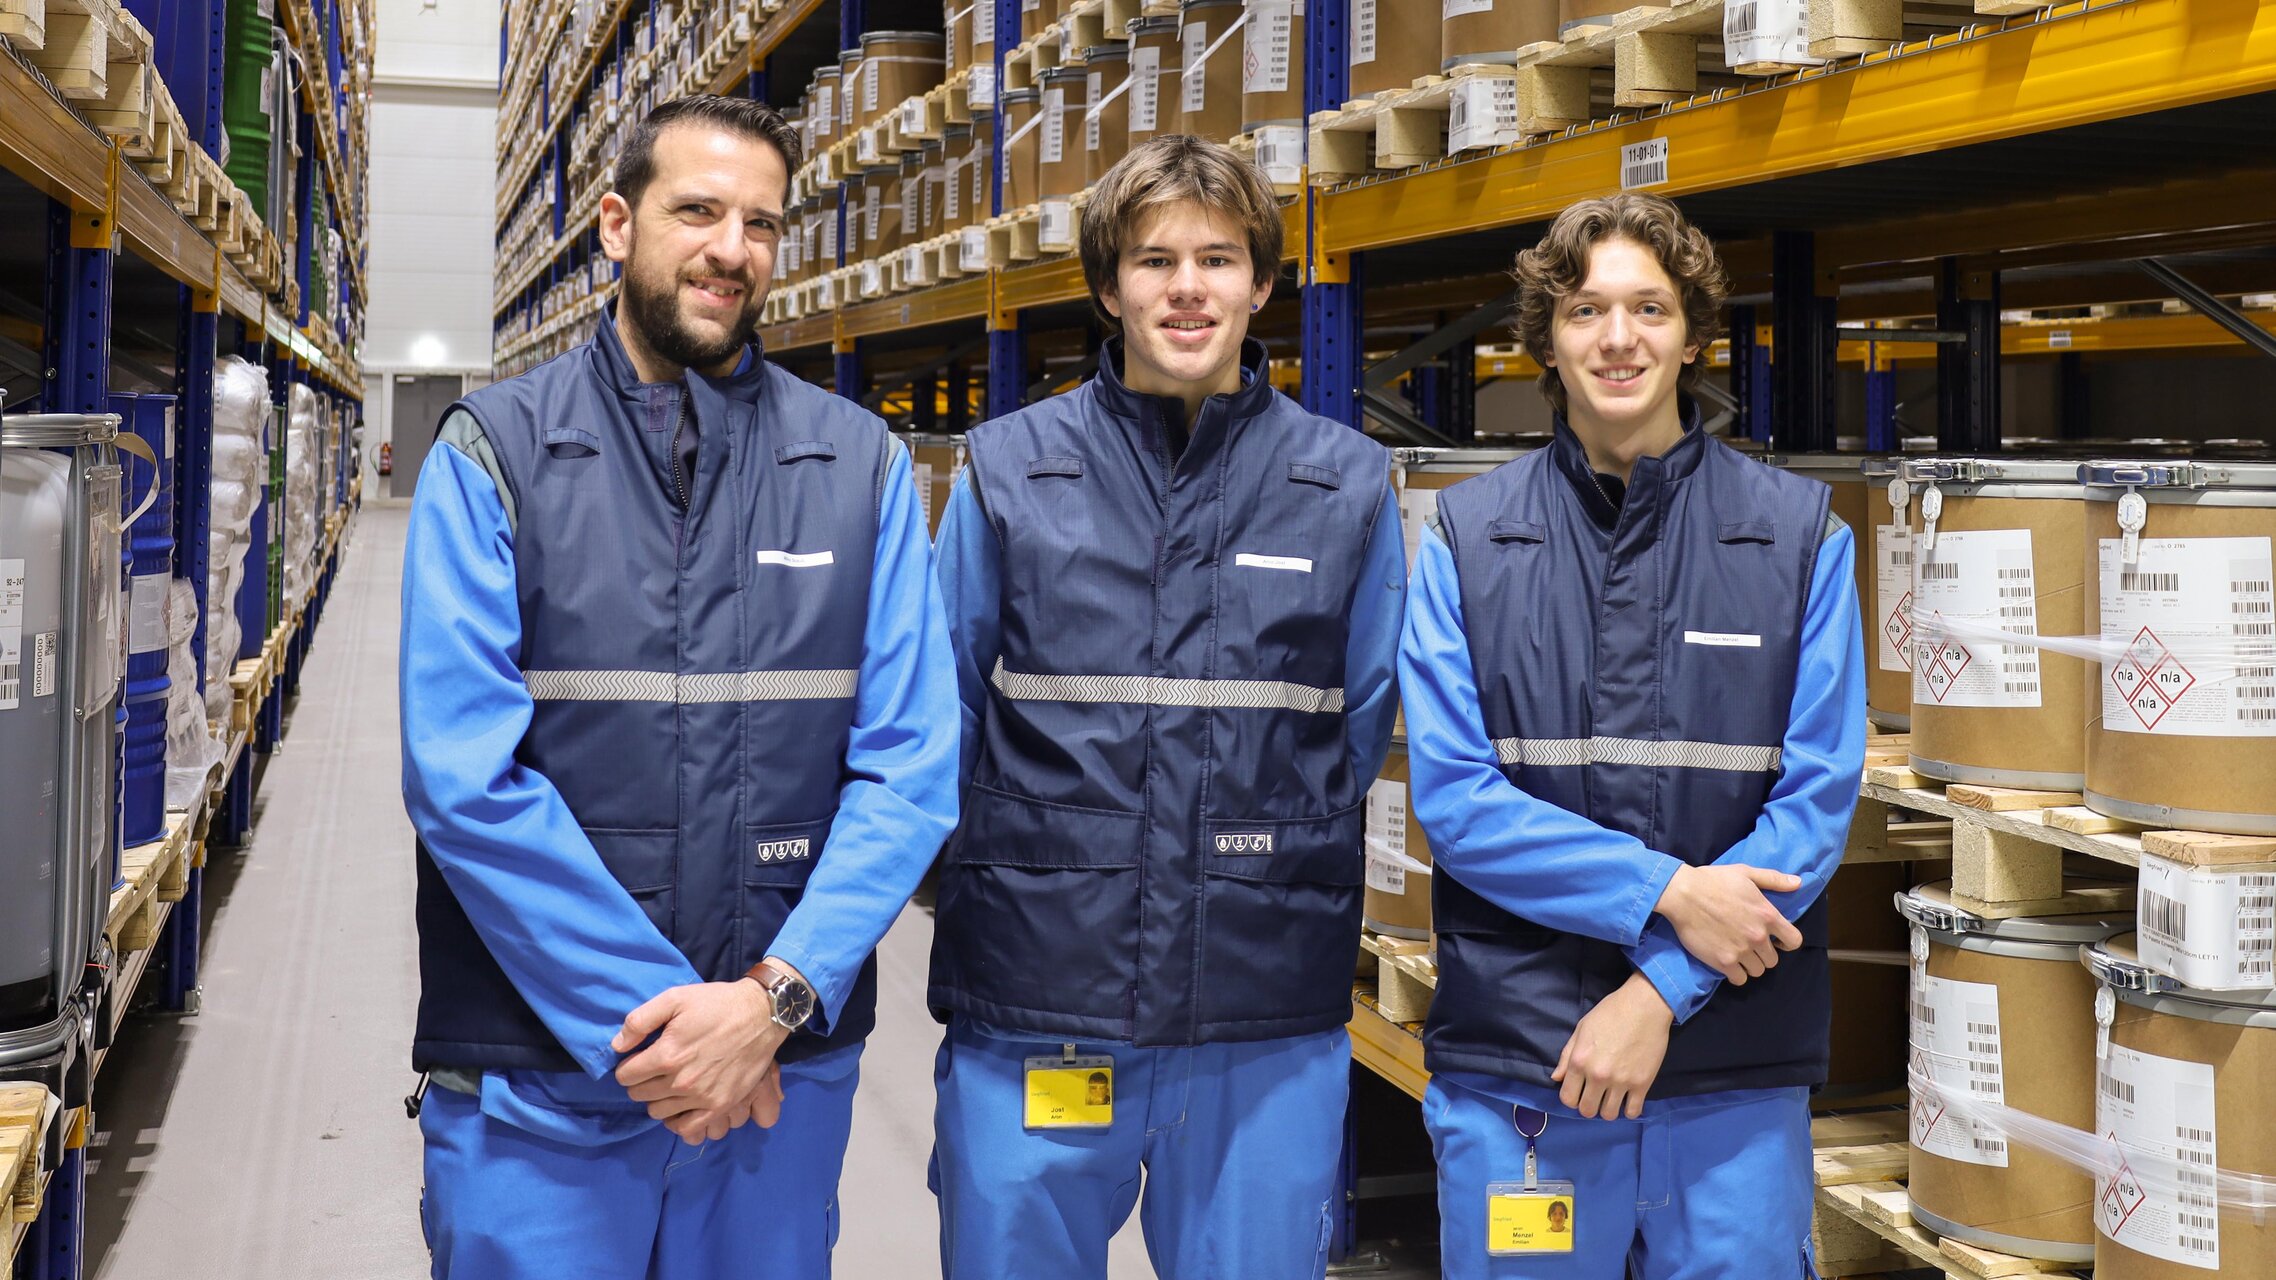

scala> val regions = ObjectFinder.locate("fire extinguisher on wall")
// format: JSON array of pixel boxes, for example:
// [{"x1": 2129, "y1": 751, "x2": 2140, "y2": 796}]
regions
[{"x1": 377, "y1": 441, "x2": 393, "y2": 475}]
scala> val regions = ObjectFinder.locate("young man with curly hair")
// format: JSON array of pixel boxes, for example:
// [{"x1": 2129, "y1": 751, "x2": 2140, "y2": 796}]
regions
[
  {"x1": 926, "y1": 133, "x2": 1406, "y2": 1278},
  {"x1": 1397, "y1": 194, "x2": 1865, "y2": 1277}
]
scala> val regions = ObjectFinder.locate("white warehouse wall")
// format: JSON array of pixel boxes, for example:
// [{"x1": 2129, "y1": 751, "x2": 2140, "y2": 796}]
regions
[{"x1": 365, "y1": 0, "x2": 499, "y2": 376}]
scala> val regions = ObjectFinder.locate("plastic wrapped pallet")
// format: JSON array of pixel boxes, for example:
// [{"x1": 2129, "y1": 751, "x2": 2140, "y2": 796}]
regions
[
  {"x1": 205, "y1": 356, "x2": 270, "y2": 724},
  {"x1": 163, "y1": 580, "x2": 221, "y2": 809}
]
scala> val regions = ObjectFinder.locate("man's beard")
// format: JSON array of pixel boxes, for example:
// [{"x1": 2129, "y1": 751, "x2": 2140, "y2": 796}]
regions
[{"x1": 621, "y1": 240, "x2": 760, "y2": 371}]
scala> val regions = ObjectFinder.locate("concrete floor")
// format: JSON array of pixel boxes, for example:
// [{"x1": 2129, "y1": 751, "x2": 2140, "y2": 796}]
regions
[{"x1": 78, "y1": 494, "x2": 1160, "y2": 1279}]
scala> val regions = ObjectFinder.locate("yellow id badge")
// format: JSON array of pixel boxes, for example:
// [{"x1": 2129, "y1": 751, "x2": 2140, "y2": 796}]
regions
[
  {"x1": 1022, "y1": 1053, "x2": 1115, "y2": 1131},
  {"x1": 1487, "y1": 1181, "x2": 1576, "y2": 1255}
]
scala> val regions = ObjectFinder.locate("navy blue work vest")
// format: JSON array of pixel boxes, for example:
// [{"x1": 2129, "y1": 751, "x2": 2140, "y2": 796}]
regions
[
  {"x1": 928, "y1": 340, "x2": 1392, "y2": 1046},
  {"x1": 1427, "y1": 415, "x2": 1835, "y2": 1097},
  {"x1": 411, "y1": 309, "x2": 889, "y2": 1073}
]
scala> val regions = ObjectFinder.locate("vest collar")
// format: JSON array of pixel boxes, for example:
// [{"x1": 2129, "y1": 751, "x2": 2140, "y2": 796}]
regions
[
  {"x1": 1550, "y1": 397, "x2": 1707, "y2": 524},
  {"x1": 588, "y1": 301, "x2": 769, "y2": 405},
  {"x1": 1090, "y1": 336, "x2": 1275, "y2": 425}
]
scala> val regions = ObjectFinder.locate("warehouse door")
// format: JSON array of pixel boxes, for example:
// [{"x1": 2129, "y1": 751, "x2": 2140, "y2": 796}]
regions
[{"x1": 389, "y1": 375, "x2": 463, "y2": 498}]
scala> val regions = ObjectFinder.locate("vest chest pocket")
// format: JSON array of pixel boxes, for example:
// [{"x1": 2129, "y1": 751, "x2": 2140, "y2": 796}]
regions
[
  {"x1": 1198, "y1": 801, "x2": 1367, "y2": 1029},
  {"x1": 582, "y1": 828, "x2": 678, "y2": 939}
]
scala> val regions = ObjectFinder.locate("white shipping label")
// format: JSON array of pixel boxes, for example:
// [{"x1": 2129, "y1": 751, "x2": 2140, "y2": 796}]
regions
[
  {"x1": 2138, "y1": 853, "x2": 2276, "y2": 991},
  {"x1": 901, "y1": 182, "x2": 919, "y2": 235},
  {"x1": 1448, "y1": 77, "x2": 1519, "y2": 153},
  {"x1": 1182, "y1": 23, "x2": 1210, "y2": 114},
  {"x1": 2097, "y1": 1044, "x2": 2219, "y2": 1270},
  {"x1": 1252, "y1": 125, "x2": 1304, "y2": 184},
  {"x1": 1244, "y1": 0, "x2": 1294, "y2": 95},
  {"x1": 1399, "y1": 482, "x2": 1439, "y2": 571},
  {"x1": 1087, "y1": 72, "x2": 1104, "y2": 150},
  {"x1": 915, "y1": 462, "x2": 936, "y2": 529},
  {"x1": 1131, "y1": 46, "x2": 1162, "y2": 131},
  {"x1": 1042, "y1": 86, "x2": 1066, "y2": 164},
  {"x1": 0, "y1": 557, "x2": 20, "y2": 711},
  {"x1": 1912, "y1": 528, "x2": 2042, "y2": 709},
  {"x1": 1723, "y1": 0, "x2": 1820, "y2": 67},
  {"x1": 864, "y1": 195, "x2": 881, "y2": 245},
  {"x1": 976, "y1": 0, "x2": 995, "y2": 42},
  {"x1": 968, "y1": 63, "x2": 998, "y2": 111},
  {"x1": 858, "y1": 129, "x2": 881, "y2": 163},
  {"x1": 822, "y1": 210, "x2": 839, "y2": 259},
  {"x1": 969, "y1": 148, "x2": 990, "y2": 215},
  {"x1": 1353, "y1": 0, "x2": 1377, "y2": 64},
  {"x1": 818, "y1": 85, "x2": 835, "y2": 126},
  {"x1": 1039, "y1": 199, "x2": 1074, "y2": 252},
  {"x1": 1365, "y1": 777, "x2": 1411, "y2": 895},
  {"x1": 129, "y1": 572, "x2": 169, "y2": 655},
  {"x1": 864, "y1": 64, "x2": 880, "y2": 113},
  {"x1": 33, "y1": 630, "x2": 54, "y2": 699},
  {"x1": 1445, "y1": 0, "x2": 1494, "y2": 14},
  {"x1": 1908, "y1": 970, "x2": 2009, "y2": 1168},
  {"x1": 945, "y1": 158, "x2": 964, "y2": 221},
  {"x1": 860, "y1": 260, "x2": 883, "y2": 297},
  {"x1": 903, "y1": 98, "x2": 928, "y2": 133},
  {"x1": 2099, "y1": 536, "x2": 2276, "y2": 737},
  {"x1": 1876, "y1": 523, "x2": 1915, "y2": 673},
  {"x1": 961, "y1": 227, "x2": 990, "y2": 271}
]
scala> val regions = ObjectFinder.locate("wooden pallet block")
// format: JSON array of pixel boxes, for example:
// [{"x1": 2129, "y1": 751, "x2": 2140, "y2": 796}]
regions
[
  {"x1": 0, "y1": 1085, "x2": 53, "y2": 1228},
  {"x1": 1058, "y1": 2, "x2": 1107, "y2": 58},
  {"x1": 986, "y1": 206, "x2": 1043, "y2": 267},
  {"x1": 1358, "y1": 931, "x2": 1437, "y2": 1022},
  {"x1": 1002, "y1": 21, "x2": 1071, "y2": 94},
  {"x1": 1810, "y1": 1134, "x2": 2089, "y2": 1279},
  {"x1": 1096, "y1": 0, "x2": 1146, "y2": 38}
]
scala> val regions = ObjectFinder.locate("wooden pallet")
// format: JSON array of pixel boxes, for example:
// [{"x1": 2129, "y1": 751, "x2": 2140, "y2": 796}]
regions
[
  {"x1": 1812, "y1": 1125, "x2": 2091, "y2": 1279},
  {"x1": 1310, "y1": 0, "x2": 1988, "y2": 182},
  {"x1": 1861, "y1": 735, "x2": 2274, "y2": 923},
  {"x1": 1229, "y1": 128, "x2": 1306, "y2": 196},
  {"x1": 107, "y1": 808, "x2": 198, "y2": 955},
  {"x1": 1358, "y1": 929, "x2": 1437, "y2": 1023},
  {"x1": 0, "y1": 1085, "x2": 58, "y2": 1249},
  {"x1": 0, "y1": 0, "x2": 149, "y2": 103}
]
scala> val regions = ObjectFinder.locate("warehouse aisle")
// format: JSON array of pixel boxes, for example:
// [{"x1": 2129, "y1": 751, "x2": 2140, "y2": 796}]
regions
[{"x1": 76, "y1": 494, "x2": 1148, "y2": 1278}]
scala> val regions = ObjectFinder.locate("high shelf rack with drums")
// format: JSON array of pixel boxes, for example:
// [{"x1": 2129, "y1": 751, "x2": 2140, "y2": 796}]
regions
[{"x1": 0, "y1": 0, "x2": 371, "y2": 1273}]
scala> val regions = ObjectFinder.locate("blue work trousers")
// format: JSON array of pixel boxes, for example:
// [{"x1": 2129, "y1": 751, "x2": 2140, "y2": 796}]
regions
[
  {"x1": 931, "y1": 1022, "x2": 1349, "y2": 1280},
  {"x1": 419, "y1": 1047, "x2": 860, "y2": 1279},
  {"x1": 1426, "y1": 1075, "x2": 1818, "y2": 1280}
]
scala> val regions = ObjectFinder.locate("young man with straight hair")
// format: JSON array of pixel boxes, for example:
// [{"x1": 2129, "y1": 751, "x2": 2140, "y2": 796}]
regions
[
  {"x1": 926, "y1": 133, "x2": 1409, "y2": 1279},
  {"x1": 400, "y1": 94, "x2": 959, "y2": 1278},
  {"x1": 1399, "y1": 194, "x2": 1866, "y2": 1277}
]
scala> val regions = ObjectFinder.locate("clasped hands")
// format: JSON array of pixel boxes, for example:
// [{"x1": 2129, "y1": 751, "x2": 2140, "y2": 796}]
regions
[
  {"x1": 1552, "y1": 863, "x2": 1803, "y2": 1122},
  {"x1": 611, "y1": 969, "x2": 795, "y2": 1146}
]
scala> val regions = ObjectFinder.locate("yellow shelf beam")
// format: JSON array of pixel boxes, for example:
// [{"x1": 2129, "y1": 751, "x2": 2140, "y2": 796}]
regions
[{"x1": 1318, "y1": 0, "x2": 2276, "y2": 256}]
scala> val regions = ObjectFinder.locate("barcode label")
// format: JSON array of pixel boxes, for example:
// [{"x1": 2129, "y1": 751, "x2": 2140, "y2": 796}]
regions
[
  {"x1": 32, "y1": 631, "x2": 52, "y2": 698},
  {"x1": 2097, "y1": 1044, "x2": 2218, "y2": 1268},
  {"x1": 0, "y1": 661, "x2": 17, "y2": 708},
  {"x1": 1183, "y1": 22, "x2": 1210, "y2": 114},
  {"x1": 2140, "y1": 855, "x2": 2276, "y2": 989},
  {"x1": 1726, "y1": 0, "x2": 1757, "y2": 35},
  {"x1": 2102, "y1": 537, "x2": 2276, "y2": 738},
  {"x1": 1621, "y1": 138, "x2": 1669, "y2": 190},
  {"x1": 1909, "y1": 971, "x2": 2007, "y2": 1168},
  {"x1": 2121, "y1": 570, "x2": 2182, "y2": 593},
  {"x1": 1913, "y1": 531, "x2": 2041, "y2": 709},
  {"x1": 1921, "y1": 562, "x2": 1961, "y2": 580},
  {"x1": 1449, "y1": 77, "x2": 1520, "y2": 153},
  {"x1": 1131, "y1": 46, "x2": 1161, "y2": 132},
  {"x1": 2100, "y1": 1069, "x2": 2136, "y2": 1104},
  {"x1": 1352, "y1": 0, "x2": 1377, "y2": 64}
]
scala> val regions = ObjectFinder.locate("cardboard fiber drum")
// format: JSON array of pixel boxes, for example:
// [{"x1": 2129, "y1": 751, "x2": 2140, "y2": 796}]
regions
[
  {"x1": 1442, "y1": 0, "x2": 1558, "y2": 66},
  {"x1": 1900, "y1": 459, "x2": 2089, "y2": 790},
  {"x1": 1240, "y1": 0, "x2": 1306, "y2": 131},
  {"x1": 2087, "y1": 935, "x2": 2276, "y2": 1280},
  {"x1": 1900, "y1": 884, "x2": 2127, "y2": 1262},
  {"x1": 1037, "y1": 66, "x2": 1090, "y2": 202},
  {"x1": 1363, "y1": 744, "x2": 1433, "y2": 939},
  {"x1": 1082, "y1": 43, "x2": 1131, "y2": 188},
  {"x1": 1349, "y1": 0, "x2": 1441, "y2": 99},
  {"x1": 1862, "y1": 458, "x2": 1914, "y2": 730},
  {"x1": 1001, "y1": 89, "x2": 1041, "y2": 209},
  {"x1": 1177, "y1": 0, "x2": 1245, "y2": 142},
  {"x1": 2081, "y1": 460, "x2": 2276, "y2": 836},
  {"x1": 1125, "y1": 18, "x2": 1182, "y2": 150}
]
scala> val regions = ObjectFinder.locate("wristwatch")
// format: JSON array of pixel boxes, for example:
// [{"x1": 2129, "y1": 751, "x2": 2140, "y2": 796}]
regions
[{"x1": 750, "y1": 964, "x2": 815, "y2": 1032}]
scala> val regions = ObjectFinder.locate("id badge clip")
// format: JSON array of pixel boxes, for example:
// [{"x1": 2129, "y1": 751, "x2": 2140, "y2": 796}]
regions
[
  {"x1": 1023, "y1": 1043, "x2": 1115, "y2": 1132},
  {"x1": 1487, "y1": 1106, "x2": 1575, "y2": 1256}
]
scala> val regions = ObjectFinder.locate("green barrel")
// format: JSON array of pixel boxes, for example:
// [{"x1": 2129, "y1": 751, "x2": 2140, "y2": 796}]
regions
[{"x1": 222, "y1": 0, "x2": 277, "y2": 213}]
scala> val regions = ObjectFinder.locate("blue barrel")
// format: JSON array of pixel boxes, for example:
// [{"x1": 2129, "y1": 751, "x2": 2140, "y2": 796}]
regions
[{"x1": 113, "y1": 392, "x2": 177, "y2": 850}]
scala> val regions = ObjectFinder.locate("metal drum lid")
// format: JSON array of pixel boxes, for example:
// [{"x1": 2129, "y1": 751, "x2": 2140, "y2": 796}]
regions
[
  {"x1": 1899, "y1": 455, "x2": 2085, "y2": 489},
  {"x1": 1897, "y1": 882, "x2": 2131, "y2": 955},
  {"x1": 2085, "y1": 933, "x2": 2276, "y2": 1026},
  {"x1": 2080, "y1": 458, "x2": 2276, "y2": 494}
]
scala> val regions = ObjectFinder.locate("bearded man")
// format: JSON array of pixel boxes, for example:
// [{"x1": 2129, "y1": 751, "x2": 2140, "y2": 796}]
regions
[{"x1": 398, "y1": 94, "x2": 959, "y2": 1280}]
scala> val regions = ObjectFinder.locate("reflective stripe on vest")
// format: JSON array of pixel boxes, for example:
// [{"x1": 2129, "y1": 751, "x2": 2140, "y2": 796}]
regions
[
  {"x1": 1490, "y1": 735, "x2": 1782, "y2": 773},
  {"x1": 523, "y1": 669, "x2": 860, "y2": 703},
  {"x1": 990, "y1": 658, "x2": 1344, "y2": 714}
]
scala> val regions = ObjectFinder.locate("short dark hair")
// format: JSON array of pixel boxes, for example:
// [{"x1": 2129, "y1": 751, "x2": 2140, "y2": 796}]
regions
[
  {"x1": 1079, "y1": 134, "x2": 1284, "y2": 331},
  {"x1": 1511, "y1": 194, "x2": 1727, "y2": 415},
  {"x1": 614, "y1": 95, "x2": 803, "y2": 212},
  {"x1": 1088, "y1": 1072, "x2": 1109, "y2": 1086}
]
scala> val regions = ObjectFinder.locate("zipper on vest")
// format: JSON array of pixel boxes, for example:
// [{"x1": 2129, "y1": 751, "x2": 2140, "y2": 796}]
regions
[{"x1": 668, "y1": 394, "x2": 690, "y2": 510}]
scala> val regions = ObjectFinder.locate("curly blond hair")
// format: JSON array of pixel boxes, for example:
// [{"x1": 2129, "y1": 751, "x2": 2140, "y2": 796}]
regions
[{"x1": 1511, "y1": 194, "x2": 1727, "y2": 415}]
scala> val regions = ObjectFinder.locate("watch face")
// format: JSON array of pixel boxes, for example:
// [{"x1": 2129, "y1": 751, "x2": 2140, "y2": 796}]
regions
[{"x1": 771, "y1": 975, "x2": 816, "y2": 1029}]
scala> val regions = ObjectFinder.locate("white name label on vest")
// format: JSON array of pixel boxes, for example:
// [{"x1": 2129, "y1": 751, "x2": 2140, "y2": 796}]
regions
[
  {"x1": 1683, "y1": 630, "x2": 1761, "y2": 648},
  {"x1": 1234, "y1": 553, "x2": 1314, "y2": 573},
  {"x1": 755, "y1": 839, "x2": 813, "y2": 864},
  {"x1": 755, "y1": 550, "x2": 835, "y2": 568},
  {"x1": 1214, "y1": 833, "x2": 1275, "y2": 854}
]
